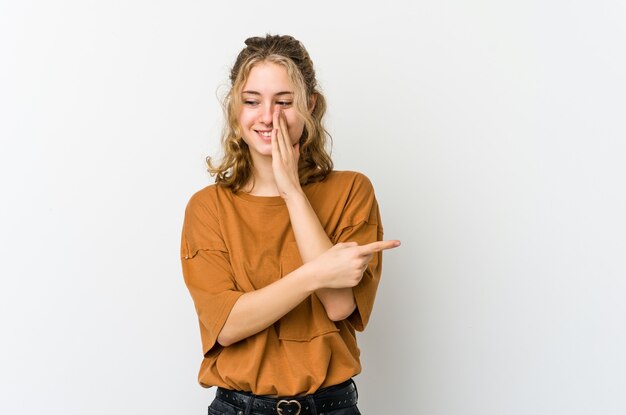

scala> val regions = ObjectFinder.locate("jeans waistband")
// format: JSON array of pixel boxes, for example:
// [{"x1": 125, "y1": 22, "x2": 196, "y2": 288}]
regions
[{"x1": 214, "y1": 379, "x2": 358, "y2": 415}]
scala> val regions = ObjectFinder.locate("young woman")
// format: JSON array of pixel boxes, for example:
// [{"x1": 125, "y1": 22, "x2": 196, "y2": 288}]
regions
[{"x1": 181, "y1": 34, "x2": 400, "y2": 415}]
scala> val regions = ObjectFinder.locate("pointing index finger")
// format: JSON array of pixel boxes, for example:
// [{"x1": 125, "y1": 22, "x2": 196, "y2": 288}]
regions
[{"x1": 357, "y1": 240, "x2": 401, "y2": 255}]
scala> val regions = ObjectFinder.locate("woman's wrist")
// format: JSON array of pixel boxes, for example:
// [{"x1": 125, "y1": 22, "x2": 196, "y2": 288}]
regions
[
  {"x1": 281, "y1": 186, "x2": 306, "y2": 203},
  {"x1": 295, "y1": 260, "x2": 323, "y2": 291}
]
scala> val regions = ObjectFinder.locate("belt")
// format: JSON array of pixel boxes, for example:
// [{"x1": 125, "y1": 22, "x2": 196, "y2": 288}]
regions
[{"x1": 214, "y1": 379, "x2": 358, "y2": 415}]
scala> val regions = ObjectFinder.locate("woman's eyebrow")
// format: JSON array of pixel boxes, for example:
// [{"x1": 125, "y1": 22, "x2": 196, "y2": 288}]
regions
[{"x1": 242, "y1": 90, "x2": 294, "y2": 96}]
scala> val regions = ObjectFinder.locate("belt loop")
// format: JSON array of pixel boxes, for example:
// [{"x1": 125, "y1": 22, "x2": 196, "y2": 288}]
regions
[
  {"x1": 244, "y1": 396, "x2": 255, "y2": 415},
  {"x1": 306, "y1": 396, "x2": 317, "y2": 415}
]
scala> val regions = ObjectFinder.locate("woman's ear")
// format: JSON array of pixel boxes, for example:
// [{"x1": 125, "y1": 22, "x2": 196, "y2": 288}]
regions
[{"x1": 308, "y1": 93, "x2": 317, "y2": 113}]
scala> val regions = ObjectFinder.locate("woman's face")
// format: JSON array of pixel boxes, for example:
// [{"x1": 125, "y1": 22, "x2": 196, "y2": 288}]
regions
[{"x1": 238, "y1": 62, "x2": 305, "y2": 160}]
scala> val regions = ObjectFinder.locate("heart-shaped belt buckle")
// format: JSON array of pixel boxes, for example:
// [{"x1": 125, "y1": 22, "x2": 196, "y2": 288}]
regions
[{"x1": 276, "y1": 399, "x2": 302, "y2": 415}]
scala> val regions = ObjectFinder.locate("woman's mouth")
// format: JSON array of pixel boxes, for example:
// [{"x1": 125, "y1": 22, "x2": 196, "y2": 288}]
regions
[{"x1": 255, "y1": 130, "x2": 272, "y2": 142}]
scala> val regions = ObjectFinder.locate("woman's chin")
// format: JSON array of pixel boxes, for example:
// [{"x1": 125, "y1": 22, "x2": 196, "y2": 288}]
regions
[{"x1": 249, "y1": 147, "x2": 273, "y2": 160}]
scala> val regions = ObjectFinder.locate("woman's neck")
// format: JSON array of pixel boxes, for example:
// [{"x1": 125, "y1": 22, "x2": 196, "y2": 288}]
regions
[{"x1": 245, "y1": 156, "x2": 280, "y2": 196}]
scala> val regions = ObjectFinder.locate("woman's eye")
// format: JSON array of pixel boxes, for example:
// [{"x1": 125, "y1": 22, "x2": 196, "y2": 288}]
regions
[
  {"x1": 276, "y1": 101, "x2": 292, "y2": 107},
  {"x1": 243, "y1": 100, "x2": 258, "y2": 106}
]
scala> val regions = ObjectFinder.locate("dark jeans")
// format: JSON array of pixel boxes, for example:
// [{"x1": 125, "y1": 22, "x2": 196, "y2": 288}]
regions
[{"x1": 208, "y1": 379, "x2": 361, "y2": 415}]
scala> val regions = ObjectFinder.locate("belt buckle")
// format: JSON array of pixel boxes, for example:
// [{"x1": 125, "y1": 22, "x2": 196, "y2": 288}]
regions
[{"x1": 276, "y1": 399, "x2": 301, "y2": 415}]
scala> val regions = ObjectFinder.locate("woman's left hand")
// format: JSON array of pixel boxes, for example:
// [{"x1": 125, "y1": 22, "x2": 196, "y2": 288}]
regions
[{"x1": 271, "y1": 108, "x2": 302, "y2": 199}]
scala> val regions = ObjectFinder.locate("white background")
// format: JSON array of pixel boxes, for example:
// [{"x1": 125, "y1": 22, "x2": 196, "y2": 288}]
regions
[{"x1": 1, "y1": 1, "x2": 625, "y2": 414}]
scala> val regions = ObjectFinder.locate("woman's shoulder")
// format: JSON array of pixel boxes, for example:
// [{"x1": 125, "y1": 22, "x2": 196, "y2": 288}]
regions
[
  {"x1": 308, "y1": 170, "x2": 380, "y2": 230},
  {"x1": 317, "y1": 170, "x2": 375, "y2": 193},
  {"x1": 306, "y1": 170, "x2": 377, "y2": 213},
  {"x1": 184, "y1": 183, "x2": 232, "y2": 219},
  {"x1": 186, "y1": 183, "x2": 216, "y2": 206}
]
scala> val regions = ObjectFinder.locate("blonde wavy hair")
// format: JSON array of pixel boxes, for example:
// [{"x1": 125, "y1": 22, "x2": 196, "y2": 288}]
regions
[{"x1": 207, "y1": 34, "x2": 333, "y2": 192}]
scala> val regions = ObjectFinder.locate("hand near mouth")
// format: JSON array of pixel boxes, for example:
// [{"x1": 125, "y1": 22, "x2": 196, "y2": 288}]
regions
[{"x1": 271, "y1": 108, "x2": 302, "y2": 200}]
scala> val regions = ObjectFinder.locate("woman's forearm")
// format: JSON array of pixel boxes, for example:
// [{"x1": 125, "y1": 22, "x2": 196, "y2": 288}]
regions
[
  {"x1": 217, "y1": 262, "x2": 318, "y2": 347},
  {"x1": 284, "y1": 191, "x2": 356, "y2": 320},
  {"x1": 284, "y1": 191, "x2": 332, "y2": 260}
]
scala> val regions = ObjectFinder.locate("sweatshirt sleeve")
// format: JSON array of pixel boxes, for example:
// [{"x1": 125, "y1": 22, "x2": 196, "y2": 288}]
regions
[
  {"x1": 180, "y1": 188, "x2": 244, "y2": 355},
  {"x1": 331, "y1": 173, "x2": 384, "y2": 331}
]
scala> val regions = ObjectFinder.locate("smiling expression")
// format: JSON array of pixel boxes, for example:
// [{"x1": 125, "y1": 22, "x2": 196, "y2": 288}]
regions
[{"x1": 238, "y1": 62, "x2": 305, "y2": 161}]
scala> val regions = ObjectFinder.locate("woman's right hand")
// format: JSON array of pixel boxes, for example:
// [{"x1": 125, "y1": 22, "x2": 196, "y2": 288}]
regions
[{"x1": 310, "y1": 240, "x2": 401, "y2": 289}]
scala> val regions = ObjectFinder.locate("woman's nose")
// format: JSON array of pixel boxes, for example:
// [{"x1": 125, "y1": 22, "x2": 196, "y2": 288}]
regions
[{"x1": 258, "y1": 104, "x2": 274, "y2": 126}]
